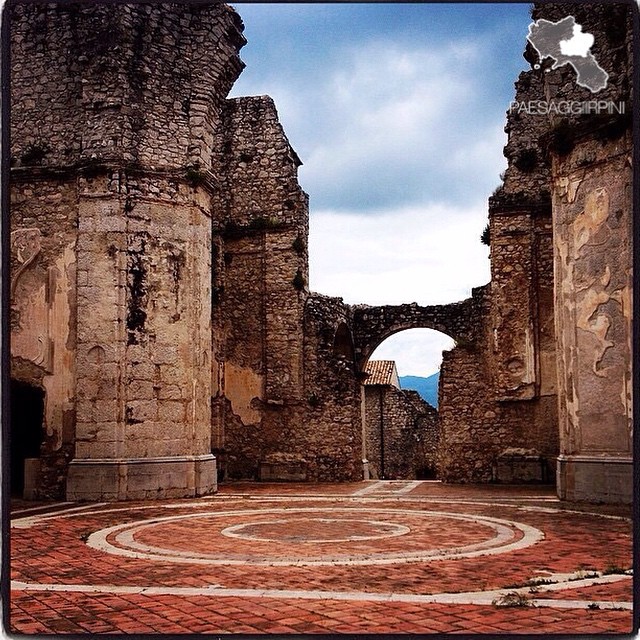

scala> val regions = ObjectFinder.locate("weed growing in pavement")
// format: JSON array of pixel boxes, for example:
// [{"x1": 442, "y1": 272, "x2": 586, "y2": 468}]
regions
[
  {"x1": 492, "y1": 592, "x2": 534, "y2": 608},
  {"x1": 572, "y1": 572, "x2": 598, "y2": 581},
  {"x1": 527, "y1": 577, "x2": 555, "y2": 586},
  {"x1": 602, "y1": 563, "x2": 629, "y2": 575},
  {"x1": 503, "y1": 576, "x2": 555, "y2": 591},
  {"x1": 573, "y1": 566, "x2": 598, "y2": 580}
]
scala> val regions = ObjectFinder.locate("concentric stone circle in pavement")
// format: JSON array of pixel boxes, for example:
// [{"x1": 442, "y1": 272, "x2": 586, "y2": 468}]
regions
[
  {"x1": 220, "y1": 517, "x2": 411, "y2": 542},
  {"x1": 86, "y1": 506, "x2": 544, "y2": 566},
  {"x1": 10, "y1": 484, "x2": 634, "y2": 635}
]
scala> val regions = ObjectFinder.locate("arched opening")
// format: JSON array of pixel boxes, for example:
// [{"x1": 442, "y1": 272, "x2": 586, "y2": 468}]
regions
[
  {"x1": 10, "y1": 379, "x2": 45, "y2": 497},
  {"x1": 362, "y1": 329, "x2": 454, "y2": 480}
]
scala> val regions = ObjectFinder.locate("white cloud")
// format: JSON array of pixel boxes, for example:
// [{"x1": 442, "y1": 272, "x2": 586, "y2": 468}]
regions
[
  {"x1": 309, "y1": 203, "x2": 490, "y2": 307},
  {"x1": 299, "y1": 42, "x2": 490, "y2": 206},
  {"x1": 370, "y1": 329, "x2": 455, "y2": 378},
  {"x1": 234, "y1": 37, "x2": 508, "y2": 211}
]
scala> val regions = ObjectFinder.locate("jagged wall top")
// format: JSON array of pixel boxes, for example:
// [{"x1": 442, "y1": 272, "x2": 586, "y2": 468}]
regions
[
  {"x1": 491, "y1": 2, "x2": 632, "y2": 214},
  {"x1": 10, "y1": 3, "x2": 246, "y2": 171}
]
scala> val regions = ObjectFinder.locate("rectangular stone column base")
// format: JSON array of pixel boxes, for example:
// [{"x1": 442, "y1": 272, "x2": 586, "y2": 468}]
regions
[
  {"x1": 557, "y1": 455, "x2": 632, "y2": 504},
  {"x1": 66, "y1": 455, "x2": 217, "y2": 501}
]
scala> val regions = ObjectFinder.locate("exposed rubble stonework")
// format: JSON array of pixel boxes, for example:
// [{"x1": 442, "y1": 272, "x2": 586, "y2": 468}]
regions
[
  {"x1": 363, "y1": 361, "x2": 439, "y2": 480},
  {"x1": 9, "y1": 3, "x2": 632, "y2": 503}
]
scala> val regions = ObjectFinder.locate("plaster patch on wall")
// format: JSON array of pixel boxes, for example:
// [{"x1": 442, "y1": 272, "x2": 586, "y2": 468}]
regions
[
  {"x1": 555, "y1": 174, "x2": 583, "y2": 204},
  {"x1": 42, "y1": 244, "x2": 76, "y2": 447},
  {"x1": 574, "y1": 187, "x2": 609, "y2": 254},
  {"x1": 225, "y1": 362, "x2": 263, "y2": 425}
]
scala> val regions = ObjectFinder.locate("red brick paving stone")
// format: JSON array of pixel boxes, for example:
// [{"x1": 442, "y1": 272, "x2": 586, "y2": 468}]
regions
[
  {"x1": 12, "y1": 496, "x2": 631, "y2": 598},
  {"x1": 10, "y1": 484, "x2": 634, "y2": 635},
  {"x1": 531, "y1": 577, "x2": 632, "y2": 602}
]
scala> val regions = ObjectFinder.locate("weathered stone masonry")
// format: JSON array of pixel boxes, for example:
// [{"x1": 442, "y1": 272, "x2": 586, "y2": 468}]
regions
[
  {"x1": 433, "y1": 2, "x2": 633, "y2": 499},
  {"x1": 10, "y1": 3, "x2": 246, "y2": 499},
  {"x1": 536, "y1": 3, "x2": 634, "y2": 503},
  {"x1": 9, "y1": 2, "x2": 633, "y2": 503},
  {"x1": 363, "y1": 361, "x2": 439, "y2": 480}
]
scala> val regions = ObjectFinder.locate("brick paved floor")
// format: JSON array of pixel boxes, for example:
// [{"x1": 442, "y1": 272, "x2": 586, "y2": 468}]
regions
[{"x1": 8, "y1": 481, "x2": 636, "y2": 634}]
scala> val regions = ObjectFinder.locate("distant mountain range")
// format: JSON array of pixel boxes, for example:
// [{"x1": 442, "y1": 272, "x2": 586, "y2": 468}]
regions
[{"x1": 399, "y1": 372, "x2": 439, "y2": 407}]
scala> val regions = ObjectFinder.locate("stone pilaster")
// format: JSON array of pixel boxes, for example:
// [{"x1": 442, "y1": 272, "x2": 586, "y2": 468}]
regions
[{"x1": 552, "y1": 133, "x2": 633, "y2": 503}]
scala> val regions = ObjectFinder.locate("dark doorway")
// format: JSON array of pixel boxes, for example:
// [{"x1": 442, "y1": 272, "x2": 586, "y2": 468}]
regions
[{"x1": 10, "y1": 380, "x2": 45, "y2": 496}]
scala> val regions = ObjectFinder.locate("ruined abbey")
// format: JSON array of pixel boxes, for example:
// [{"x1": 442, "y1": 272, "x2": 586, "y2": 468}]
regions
[{"x1": 9, "y1": 3, "x2": 633, "y2": 503}]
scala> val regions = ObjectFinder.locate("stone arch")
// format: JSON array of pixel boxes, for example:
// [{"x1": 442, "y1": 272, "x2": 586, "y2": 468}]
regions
[
  {"x1": 352, "y1": 299, "x2": 477, "y2": 371},
  {"x1": 367, "y1": 327, "x2": 453, "y2": 381},
  {"x1": 363, "y1": 325, "x2": 455, "y2": 376}
]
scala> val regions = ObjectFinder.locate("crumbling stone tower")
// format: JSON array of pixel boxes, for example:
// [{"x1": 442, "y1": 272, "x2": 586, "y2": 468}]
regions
[{"x1": 10, "y1": 3, "x2": 247, "y2": 499}]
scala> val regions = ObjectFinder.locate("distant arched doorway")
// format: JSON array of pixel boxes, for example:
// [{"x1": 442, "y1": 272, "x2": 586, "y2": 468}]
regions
[
  {"x1": 10, "y1": 380, "x2": 45, "y2": 497},
  {"x1": 363, "y1": 329, "x2": 453, "y2": 480}
]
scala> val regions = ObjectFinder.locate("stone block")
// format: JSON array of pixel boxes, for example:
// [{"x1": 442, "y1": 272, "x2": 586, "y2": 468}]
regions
[
  {"x1": 128, "y1": 361, "x2": 156, "y2": 380},
  {"x1": 159, "y1": 365, "x2": 184, "y2": 385},
  {"x1": 259, "y1": 461, "x2": 307, "y2": 482},
  {"x1": 94, "y1": 399, "x2": 118, "y2": 421},
  {"x1": 23, "y1": 458, "x2": 41, "y2": 500},
  {"x1": 157, "y1": 384, "x2": 184, "y2": 400},
  {"x1": 195, "y1": 455, "x2": 217, "y2": 495},
  {"x1": 158, "y1": 400, "x2": 185, "y2": 422},
  {"x1": 153, "y1": 344, "x2": 180, "y2": 365},
  {"x1": 126, "y1": 400, "x2": 158, "y2": 422},
  {"x1": 557, "y1": 455, "x2": 632, "y2": 504},
  {"x1": 494, "y1": 449, "x2": 548, "y2": 483},
  {"x1": 75, "y1": 440, "x2": 117, "y2": 459},
  {"x1": 127, "y1": 379, "x2": 155, "y2": 401},
  {"x1": 66, "y1": 461, "x2": 120, "y2": 501},
  {"x1": 66, "y1": 455, "x2": 217, "y2": 500}
]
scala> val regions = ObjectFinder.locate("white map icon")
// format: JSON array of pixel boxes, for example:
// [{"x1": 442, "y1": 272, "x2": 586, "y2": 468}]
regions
[{"x1": 559, "y1": 24, "x2": 595, "y2": 57}]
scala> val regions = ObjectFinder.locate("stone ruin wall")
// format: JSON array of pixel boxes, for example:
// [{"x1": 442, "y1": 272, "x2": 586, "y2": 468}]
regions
[
  {"x1": 436, "y1": 57, "x2": 561, "y2": 482},
  {"x1": 440, "y1": 4, "x2": 632, "y2": 501},
  {"x1": 301, "y1": 296, "x2": 364, "y2": 482},
  {"x1": 9, "y1": 2, "x2": 633, "y2": 500},
  {"x1": 364, "y1": 386, "x2": 438, "y2": 480},
  {"x1": 10, "y1": 3, "x2": 246, "y2": 499},
  {"x1": 209, "y1": 95, "x2": 310, "y2": 480},
  {"x1": 436, "y1": 2, "x2": 632, "y2": 495},
  {"x1": 535, "y1": 3, "x2": 633, "y2": 502}
]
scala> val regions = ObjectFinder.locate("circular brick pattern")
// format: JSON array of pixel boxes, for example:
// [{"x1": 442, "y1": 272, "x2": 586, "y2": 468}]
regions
[
  {"x1": 221, "y1": 518, "x2": 411, "y2": 543},
  {"x1": 86, "y1": 507, "x2": 543, "y2": 566}
]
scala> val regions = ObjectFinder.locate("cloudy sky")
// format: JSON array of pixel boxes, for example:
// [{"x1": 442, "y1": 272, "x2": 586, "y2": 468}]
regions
[{"x1": 229, "y1": 3, "x2": 532, "y2": 377}]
